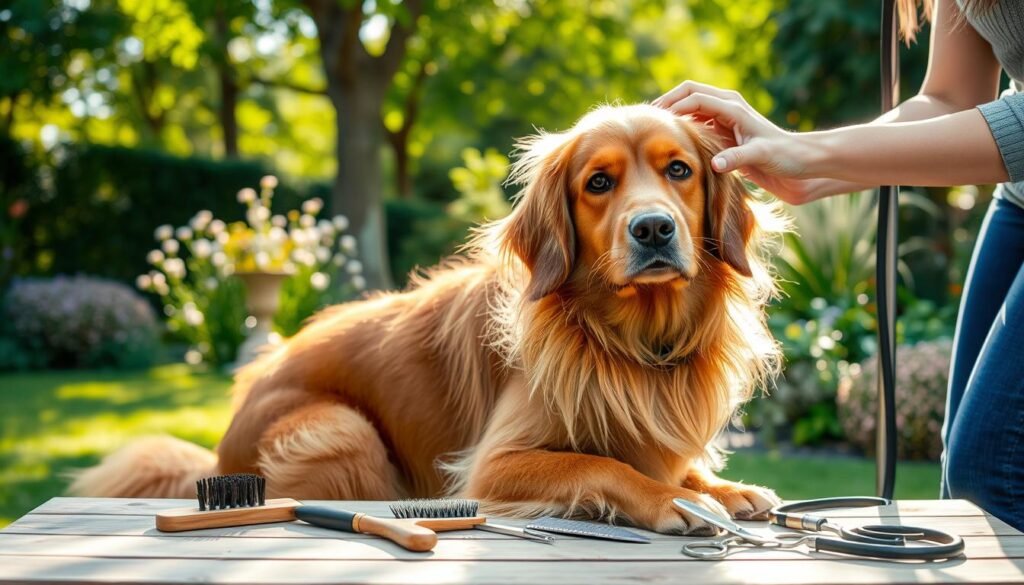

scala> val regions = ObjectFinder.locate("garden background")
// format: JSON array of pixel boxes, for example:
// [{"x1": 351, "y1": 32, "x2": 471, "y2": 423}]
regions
[{"x1": 0, "y1": 0, "x2": 985, "y2": 527}]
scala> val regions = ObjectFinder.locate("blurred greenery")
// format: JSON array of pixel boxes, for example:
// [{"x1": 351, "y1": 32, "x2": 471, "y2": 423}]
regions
[{"x1": 0, "y1": 365, "x2": 939, "y2": 527}]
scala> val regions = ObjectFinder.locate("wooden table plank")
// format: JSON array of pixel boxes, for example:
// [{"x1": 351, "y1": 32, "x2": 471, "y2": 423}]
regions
[
  {"x1": 1, "y1": 556, "x2": 1023, "y2": 585},
  {"x1": 4, "y1": 512, "x2": 1018, "y2": 539},
  {"x1": 0, "y1": 532, "x2": 1021, "y2": 562},
  {"x1": 27, "y1": 498, "x2": 988, "y2": 519}
]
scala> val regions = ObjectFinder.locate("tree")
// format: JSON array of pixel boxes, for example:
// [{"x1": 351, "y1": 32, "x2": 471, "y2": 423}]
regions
[{"x1": 299, "y1": 0, "x2": 425, "y2": 289}]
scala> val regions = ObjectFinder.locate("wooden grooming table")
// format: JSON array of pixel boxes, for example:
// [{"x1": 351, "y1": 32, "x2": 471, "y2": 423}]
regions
[{"x1": 0, "y1": 498, "x2": 1021, "y2": 584}]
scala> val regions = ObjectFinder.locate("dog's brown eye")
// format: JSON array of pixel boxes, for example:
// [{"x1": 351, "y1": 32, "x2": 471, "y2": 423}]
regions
[
  {"x1": 586, "y1": 173, "x2": 613, "y2": 194},
  {"x1": 667, "y1": 160, "x2": 692, "y2": 180}
]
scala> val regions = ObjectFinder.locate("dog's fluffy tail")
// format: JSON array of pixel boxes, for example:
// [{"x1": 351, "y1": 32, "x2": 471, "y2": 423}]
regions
[{"x1": 68, "y1": 435, "x2": 218, "y2": 498}]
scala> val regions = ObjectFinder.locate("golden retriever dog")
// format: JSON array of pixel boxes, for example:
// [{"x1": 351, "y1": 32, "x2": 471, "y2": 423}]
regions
[{"x1": 72, "y1": 104, "x2": 782, "y2": 534}]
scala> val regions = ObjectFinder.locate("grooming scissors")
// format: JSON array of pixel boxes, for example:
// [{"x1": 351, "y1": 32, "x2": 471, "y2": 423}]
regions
[{"x1": 673, "y1": 497, "x2": 964, "y2": 561}]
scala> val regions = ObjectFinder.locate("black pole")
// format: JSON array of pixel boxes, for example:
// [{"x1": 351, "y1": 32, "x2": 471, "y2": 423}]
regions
[{"x1": 876, "y1": 0, "x2": 899, "y2": 499}]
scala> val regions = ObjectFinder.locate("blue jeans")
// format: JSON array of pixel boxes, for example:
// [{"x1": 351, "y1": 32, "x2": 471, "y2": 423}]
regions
[{"x1": 942, "y1": 196, "x2": 1024, "y2": 530}]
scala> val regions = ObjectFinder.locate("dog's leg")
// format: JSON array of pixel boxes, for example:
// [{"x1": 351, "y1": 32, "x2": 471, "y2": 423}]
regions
[
  {"x1": 255, "y1": 402, "x2": 403, "y2": 500},
  {"x1": 681, "y1": 466, "x2": 781, "y2": 520},
  {"x1": 464, "y1": 449, "x2": 730, "y2": 535}
]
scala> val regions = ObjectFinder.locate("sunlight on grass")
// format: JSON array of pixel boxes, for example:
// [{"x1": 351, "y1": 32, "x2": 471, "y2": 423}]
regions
[{"x1": 0, "y1": 364, "x2": 233, "y2": 527}]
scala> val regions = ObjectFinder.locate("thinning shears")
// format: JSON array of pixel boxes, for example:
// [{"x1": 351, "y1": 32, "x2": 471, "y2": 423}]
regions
[{"x1": 674, "y1": 497, "x2": 964, "y2": 561}]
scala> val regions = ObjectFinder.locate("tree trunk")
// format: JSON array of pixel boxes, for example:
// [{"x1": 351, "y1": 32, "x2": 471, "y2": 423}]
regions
[
  {"x1": 214, "y1": 7, "x2": 239, "y2": 158},
  {"x1": 330, "y1": 84, "x2": 393, "y2": 289},
  {"x1": 218, "y1": 64, "x2": 239, "y2": 158}
]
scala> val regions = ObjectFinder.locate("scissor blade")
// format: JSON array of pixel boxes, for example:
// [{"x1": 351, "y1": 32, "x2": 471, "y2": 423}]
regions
[{"x1": 672, "y1": 498, "x2": 766, "y2": 542}]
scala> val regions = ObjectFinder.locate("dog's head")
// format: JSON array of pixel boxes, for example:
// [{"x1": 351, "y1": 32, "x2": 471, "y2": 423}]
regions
[{"x1": 500, "y1": 104, "x2": 756, "y2": 302}]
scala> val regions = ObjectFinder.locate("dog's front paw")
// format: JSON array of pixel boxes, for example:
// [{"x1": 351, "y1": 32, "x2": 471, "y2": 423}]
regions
[
  {"x1": 640, "y1": 492, "x2": 730, "y2": 536},
  {"x1": 703, "y1": 480, "x2": 781, "y2": 521}
]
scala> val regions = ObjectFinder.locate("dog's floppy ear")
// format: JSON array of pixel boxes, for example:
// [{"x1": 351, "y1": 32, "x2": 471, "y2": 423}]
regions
[
  {"x1": 501, "y1": 132, "x2": 579, "y2": 301},
  {"x1": 693, "y1": 128, "x2": 755, "y2": 277}
]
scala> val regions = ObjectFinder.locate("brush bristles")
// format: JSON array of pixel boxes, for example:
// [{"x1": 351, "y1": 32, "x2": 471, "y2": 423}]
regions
[
  {"x1": 196, "y1": 474, "x2": 266, "y2": 511},
  {"x1": 389, "y1": 498, "x2": 479, "y2": 519}
]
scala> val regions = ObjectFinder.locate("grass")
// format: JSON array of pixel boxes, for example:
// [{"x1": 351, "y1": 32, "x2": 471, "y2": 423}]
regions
[{"x1": 0, "y1": 366, "x2": 940, "y2": 528}]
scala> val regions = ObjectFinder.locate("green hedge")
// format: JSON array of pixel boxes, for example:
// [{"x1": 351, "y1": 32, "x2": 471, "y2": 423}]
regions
[
  {"x1": 8, "y1": 141, "x2": 459, "y2": 290},
  {"x1": 16, "y1": 144, "x2": 308, "y2": 285}
]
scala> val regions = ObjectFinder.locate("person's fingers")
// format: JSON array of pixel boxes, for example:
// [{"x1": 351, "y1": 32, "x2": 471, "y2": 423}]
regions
[
  {"x1": 654, "y1": 80, "x2": 744, "y2": 110},
  {"x1": 668, "y1": 94, "x2": 747, "y2": 130},
  {"x1": 711, "y1": 143, "x2": 763, "y2": 173}
]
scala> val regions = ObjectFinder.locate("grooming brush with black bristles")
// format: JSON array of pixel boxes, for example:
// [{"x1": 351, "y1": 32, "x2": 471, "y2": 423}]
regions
[
  {"x1": 390, "y1": 499, "x2": 556, "y2": 544},
  {"x1": 155, "y1": 474, "x2": 486, "y2": 552}
]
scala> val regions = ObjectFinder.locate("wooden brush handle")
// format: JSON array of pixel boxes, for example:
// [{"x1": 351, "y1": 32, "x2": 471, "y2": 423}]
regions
[
  {"x1": 156, "y1": 498, "x2": 301, "y2": 532},
  {"x1": 355, "y1": 514, "x2": 439, "y2": 552}
]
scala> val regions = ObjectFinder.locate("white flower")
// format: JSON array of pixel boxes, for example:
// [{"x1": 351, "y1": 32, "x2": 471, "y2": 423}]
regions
[
  {"x1": 292, "y1": 249, "x2": 316, "y2": 267},
  {"x1": 204, "y1": 277, "x2": 219, "y2": 291},
  {"x1": 302, "y1": 198, "x2": 323, "y2": 215},
  {"x1": 260, "y1": 175, "x2": 278, "y2": 190},
  {"x1": 183, "y1": 302, "x2": 204, "y2": 326},
  {"x1": 247, "y1": 205, "x2": 271, "y2": 226},
  {"x1": 346, "y1": 260, "x2": 363, "y2": 275},
  {"x1": 161, "y1": 239, "x2": 180, "y2": 255},
  {"x1": 271, "y1": 214, "x2": 287, "y2": 228},
  {"x1": 175, "y1": 226, "x2": 193, "y2": 241},
  {"x1": 268, "y1": 226, "x2": 287, "y2": 245},
  {"x1": 154, "y1": 281, "x2": 169, "y2": 295},
  {"x1": 190, "y1": 210, "x2": 213, "y2": 231},
  {"x1": 332, "y1": 253, "x2": 347, "y2": 266},
  {"x1": 216, "y1": 231, "x2": 229, "y2": 246},
  {"x1": 208, "y1": 219, "x2": 226, "y2": 236},
  {"x1": 135, "y1": 274, "x2": 152, "y2": 291},
  {"x1": 332, "y1": 215, "x2": 349, "y2": 232},
  {"x1": 317, "y1": 219, "x2": 335, "y2": 237},
  {"x1": 184, "y1": 349, "x2": 203, "y2": 365},
  {"x1": 291, "y1": 229, "x2": 308, "y2": 247},
  {"x1": 299, "y1": 214, "x2": 315, "y2": 228},
  {"x1": 255, "y1": 251, "x2": 270, "y2": 268},
  {"x1": 146, "y1": 249, "x2": 165, "y2": 265},
  {"x1": 310, "y1": 272, "x2": 330, "y2": 291},
  {"x1": 340, "y1": 235, "x2": 357, "y2": 253},
  {"x1": 151, "y1": 272, "x2": 167, "y2": 287},
  {"x1": 315, "y1": 246, "x2": 331, "y2": 263},
  {"x1": 192, "y1": 239, "x2": 213, "y2": 259},
  {"x1": 154, "y1": 224, "x2": 173, "y2": 241},
  {"x1": 237, "y1": 187, "x2": 257, "y2": 203},
  {"x1": 211, "y1": 251, "x2": 227, "y2": 267},
  {"x1": 163, "y1": 257, "x2": 186, "y2": 279},
  {"x1": 351, "y1": 275, "x2": 366, "y2": 290}
]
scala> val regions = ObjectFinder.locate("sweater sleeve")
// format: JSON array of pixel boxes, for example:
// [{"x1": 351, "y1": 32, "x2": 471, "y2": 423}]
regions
[{"x1": 978, "y1": 93, "x2": 1024, "y2": 183}]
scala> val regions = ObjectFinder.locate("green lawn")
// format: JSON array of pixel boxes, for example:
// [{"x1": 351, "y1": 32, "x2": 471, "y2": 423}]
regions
[{"x1": 0, "y1": 366, "x2": 940, "y2": 528}]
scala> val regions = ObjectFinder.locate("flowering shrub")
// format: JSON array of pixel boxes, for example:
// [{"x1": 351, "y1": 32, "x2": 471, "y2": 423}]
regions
[
  {"x1": 2, "y1": 275, "x2": 159, "y2": 370},
  {"x1": 137, "y1": 176, "x2": 364, "y2": 365},
  {"x1": 837, "y1": 339, "x2": 951, "y2": 461}
]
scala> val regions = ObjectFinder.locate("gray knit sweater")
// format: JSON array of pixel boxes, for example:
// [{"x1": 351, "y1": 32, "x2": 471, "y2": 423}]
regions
[{"x1": 969, "y1": 1, "x2": 1024, "y2": 205}]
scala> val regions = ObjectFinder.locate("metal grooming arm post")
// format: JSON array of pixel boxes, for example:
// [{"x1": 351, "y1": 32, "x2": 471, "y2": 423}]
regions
[{"x1": 876, "y1": 0, "x2": 899, "y2": 499}]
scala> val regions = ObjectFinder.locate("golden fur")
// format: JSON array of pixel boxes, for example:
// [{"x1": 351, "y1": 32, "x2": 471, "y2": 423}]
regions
[{"x1": 71, "y1": 104, "x2": 782, "y2": 534}]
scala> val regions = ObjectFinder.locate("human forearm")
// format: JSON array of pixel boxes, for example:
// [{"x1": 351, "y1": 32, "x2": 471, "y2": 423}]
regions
[{"x1": 805, "y1": 108, "x2": 1008, "y2": 186}]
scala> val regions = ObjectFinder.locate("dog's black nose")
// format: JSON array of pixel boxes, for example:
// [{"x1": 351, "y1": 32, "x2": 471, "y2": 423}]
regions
[{"x1": 629, "y1": 213, "x2": 676, "y2": 248}]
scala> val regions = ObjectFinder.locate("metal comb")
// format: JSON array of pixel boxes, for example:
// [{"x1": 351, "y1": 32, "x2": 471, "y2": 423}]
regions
[{"x1": 525, "y1": 516, "x2": 651, "y2": 543}]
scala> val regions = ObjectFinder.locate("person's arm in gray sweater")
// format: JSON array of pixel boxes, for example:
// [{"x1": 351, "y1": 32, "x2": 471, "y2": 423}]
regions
[{"x1": 979, "y1": 93, "x2": 1024, "y2": 183}]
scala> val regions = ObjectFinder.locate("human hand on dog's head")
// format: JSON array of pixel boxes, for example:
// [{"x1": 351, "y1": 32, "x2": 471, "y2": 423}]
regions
[{"x1": 654, "y1": 80, "x2": 831, "y2": 205}]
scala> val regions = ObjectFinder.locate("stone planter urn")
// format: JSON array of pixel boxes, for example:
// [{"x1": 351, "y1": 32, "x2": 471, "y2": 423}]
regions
[{"x1": 234, "y1": 270, "x2": 290, "y2": 368}]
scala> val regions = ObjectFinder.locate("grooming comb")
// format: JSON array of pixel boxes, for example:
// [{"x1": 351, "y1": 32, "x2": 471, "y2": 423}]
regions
[
  {"x1": 155, "y1": 474, "x2": 485, "y2": 552},
  {"x1": 526, "y1": 516, "x2": 651, "y2": 543},
  {"x1": 390, "y1": 499, "x2": 555, "y2": 544}
]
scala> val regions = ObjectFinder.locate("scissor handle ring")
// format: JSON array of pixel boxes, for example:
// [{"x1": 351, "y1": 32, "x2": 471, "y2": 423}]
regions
[{"x1": 681, "y1": 538, "x2": 734, "y2": 559}]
